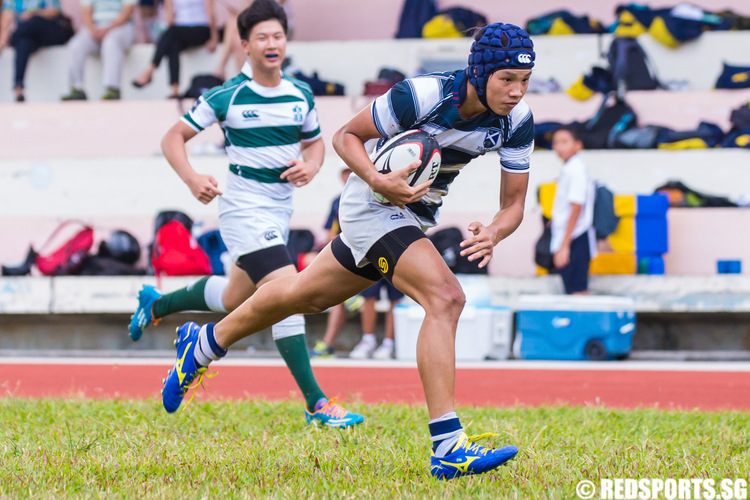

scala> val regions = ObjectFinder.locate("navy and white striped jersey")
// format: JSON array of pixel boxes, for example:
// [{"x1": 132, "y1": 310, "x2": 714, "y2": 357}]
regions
[{"x1": 371, "y1": 70, "x2": 534, "y2": 225}]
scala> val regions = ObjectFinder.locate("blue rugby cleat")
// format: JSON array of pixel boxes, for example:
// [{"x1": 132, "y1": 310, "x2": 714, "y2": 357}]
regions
[
  {"x1": 305, "y1": 397, "x2": 364, "y2": 428},
  {"x1": 430, "y1": 432, "x2": 518, "y2": 480},
  {"x1": 129, "y1": 284, "x2": 163, "y2": 341},
  {"x1": 162, "y1": 321, "x2": 211, "y2": 413}
]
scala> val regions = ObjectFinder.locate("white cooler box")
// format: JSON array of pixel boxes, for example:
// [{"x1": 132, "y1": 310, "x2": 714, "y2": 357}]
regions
[{"x1": 394, "y1": 304, "x2": 513, "y2": 361}]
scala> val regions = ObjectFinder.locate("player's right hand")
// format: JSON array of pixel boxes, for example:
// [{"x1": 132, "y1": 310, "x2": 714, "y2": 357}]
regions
[
  {"x1": 188, "y1": 174, "x2": 222, "y2": 204},
  {"x1": 371, "y1": 161, "x2": 432, "y2": 209}
]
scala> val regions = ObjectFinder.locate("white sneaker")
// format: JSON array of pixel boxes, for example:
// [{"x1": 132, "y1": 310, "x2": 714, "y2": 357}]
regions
[
  {"x1": 349, "y1": 339, "x2": 376, "y2": 359},
  {"x1": 372, "y1": 343, "x2": 394, "y2": 360}
]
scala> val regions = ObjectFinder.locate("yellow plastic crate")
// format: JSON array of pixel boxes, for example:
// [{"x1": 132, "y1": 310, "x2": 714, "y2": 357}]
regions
[
  {"x1": 606, "y1": 215, "x2": 635, "y2": 254},
  {"x1": 613, "y1": 194, "x2": 636, "y2": 217},
  {"x1": 538, "y1": 182, "x2": 557, "y2": 220},
  {"x1": 590, "y1": 253, "x2": 636, "y2": 275}
]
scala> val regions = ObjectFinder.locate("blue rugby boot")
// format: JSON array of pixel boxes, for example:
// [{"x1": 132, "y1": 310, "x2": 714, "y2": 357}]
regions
[
  {"x1": 162, "y1": 321, "x2": 210, "y2": 413},
  {"x1": 129, "y1": 284, "x2": 162, "y2": 341},
  {"x1": 430, "y1": 432, "x2": 519, "y2": 480},
  {"x1": 305, "y1": 397, "x2": 365, "y2": 428}
]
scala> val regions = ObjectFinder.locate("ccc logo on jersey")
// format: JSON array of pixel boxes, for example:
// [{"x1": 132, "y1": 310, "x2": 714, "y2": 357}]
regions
[
  {"x1": 242, "y1": 109, "x2": 260, "y2": 120},
  {"x1": 378, "y1": 257, "x2": 389, "y2": 274}
]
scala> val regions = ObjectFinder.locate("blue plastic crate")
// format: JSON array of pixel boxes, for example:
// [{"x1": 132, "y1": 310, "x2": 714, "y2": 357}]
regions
[
  {"x1": 638, "y1": 256, "x2": 665, "y2": 275},
  {"x1": 636, "y1": 215, "x2": 669, "y2": 256},
  {"x1": 637, "y1": 193, "x2": 669, "y2": 216},
  {"x1": 717, "y1": 260, "x2": 742, "y2": 274}
]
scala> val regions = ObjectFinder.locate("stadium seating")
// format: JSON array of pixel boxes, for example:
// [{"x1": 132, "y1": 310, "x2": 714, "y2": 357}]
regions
[
  {"x1": 2, "y1": 31, "x2": 750, "y2": 102},
  {"x1": 2, "y1": 7, "x2": 750, "y2": 354}
]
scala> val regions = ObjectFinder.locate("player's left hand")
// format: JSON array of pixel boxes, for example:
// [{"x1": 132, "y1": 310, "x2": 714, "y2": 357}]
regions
[
  {"x1": 553, "y1": 245, "x2": 570, "y2": 269},
  {"x1": 280, "y1": 159, "x2": 320, "y2": 187},
  {"x1": 459, "y1": 222, "x2": 497, "y2": 269}
]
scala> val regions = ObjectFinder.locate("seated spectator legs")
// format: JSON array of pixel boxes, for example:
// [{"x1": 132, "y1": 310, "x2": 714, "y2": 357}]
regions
[
  {"x1": 65, "y1": 25, "x2": 134, "y2": 101},
  {"x1": 349, "y1": 280, "x2": 403, "y2": 360},
  {"x1": 65, "y1": 29, "x2": 99, "y2": 100},
  {"x1": 11, "y1": 15, "x2": 70, "y2": 101},
  {"x1": 100, "y1": 24, "x2": 135, "y2": 99},
  {"x1": 212, "y1": 14, "x2": 243, "y2": 80},
  {"x1": 133, "y1": 25, "x2": 210, "y2": 97}
]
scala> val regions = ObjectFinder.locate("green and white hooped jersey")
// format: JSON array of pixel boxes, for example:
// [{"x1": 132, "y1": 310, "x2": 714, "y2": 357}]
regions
[{"x1": 181, "y1": 63, "x2": 321, "y2": 200}]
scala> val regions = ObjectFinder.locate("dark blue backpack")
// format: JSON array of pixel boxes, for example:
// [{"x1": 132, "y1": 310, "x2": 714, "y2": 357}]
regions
[
  {"x1": 579, "y1": 96, "x2": 638, "y2": 149},
  {"x1": 655, "y1": 121, "x2": 725, "y2": 148},
  {"x1": 593, "y1": 184, "x2": 619, "y2": 240},
  {"x1": 395, "y1": 0, "x2": 437, "y2": 38},
  {"x1": 525, "y1": 9, "x2": 604, "y2": 35},
  {"x1": 608, "y1": 37, "x2": 660, "y2": 91},
  {"x1": 721, "y1": 128, "x2": 750, "y2": 148},
  {"x1": 715, "y1": 63, "x2": 750, "y2": 89},
  {"x1": 197, "y1": 230, "x2": 228, "y2": 275},
  {"x1": 533, "y1": 121, "x2": 564, "y2": 150},
  {"x1": 290, "y1": 71, "x2": 345, "y2": 96}
]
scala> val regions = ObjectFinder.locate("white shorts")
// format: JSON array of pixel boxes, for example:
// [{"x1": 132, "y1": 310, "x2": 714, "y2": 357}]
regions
[
  {"x1": 339, "y1": 174, "x2": 424, "y2": 266},
  {"x1": 218, "y1": 179, "x2": 292, "y2": 263}
]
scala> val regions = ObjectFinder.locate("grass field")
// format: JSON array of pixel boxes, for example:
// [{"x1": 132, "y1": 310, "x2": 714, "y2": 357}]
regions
[{"x1": 1, "y1": 398, "x2": 748, "y2": 499}]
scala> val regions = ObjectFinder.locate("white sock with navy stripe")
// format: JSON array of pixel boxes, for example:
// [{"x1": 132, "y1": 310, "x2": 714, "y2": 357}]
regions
[
  {"x1": 429, "y1": 412, "x2": 464, "y2": 458},
  {"x1": 193, "y1": 323, "x2": 227, "y2": 368}
]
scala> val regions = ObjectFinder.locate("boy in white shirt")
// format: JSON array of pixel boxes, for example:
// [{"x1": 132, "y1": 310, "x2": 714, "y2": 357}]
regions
[{"x1": 550, "y1": 125, "x2": 596, "y2": 294}]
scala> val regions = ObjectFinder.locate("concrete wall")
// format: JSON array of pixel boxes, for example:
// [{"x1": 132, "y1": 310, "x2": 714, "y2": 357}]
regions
[
  {"x1": 2, "y1": 91, "x2": 749, "y2": 162},
  {"x1": 2, "y1": 150, "x2": 749, "y2": 276},
  {"x1": 2, "y1": 31, "x2": 750, "y2": 102}
]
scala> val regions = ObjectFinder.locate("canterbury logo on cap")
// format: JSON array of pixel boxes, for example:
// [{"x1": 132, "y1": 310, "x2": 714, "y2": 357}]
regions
[{"x1": 517, "y1": 53, "x2": 532, "y2": 64}]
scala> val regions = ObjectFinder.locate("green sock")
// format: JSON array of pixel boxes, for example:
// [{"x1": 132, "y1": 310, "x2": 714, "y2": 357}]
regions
[
  {"x1": 274, "y1": 334, "x2": 326, "y2": 411},
  {"x1": 152, "y1": 277, "x2": 210, "y2": 319}
]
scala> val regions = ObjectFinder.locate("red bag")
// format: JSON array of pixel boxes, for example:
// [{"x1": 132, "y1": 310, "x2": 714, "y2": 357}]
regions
[
  {"x1": 35, "y1": 220, "x2": 94, "y2": 276},
  {"x1": 151, "y1": 220, "x2": 211, "y2": 276}
]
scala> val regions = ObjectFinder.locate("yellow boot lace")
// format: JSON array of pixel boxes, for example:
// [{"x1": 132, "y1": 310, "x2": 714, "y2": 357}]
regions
[{"x1": 182, "y1": 368, "x2": 217, "y2": 410}]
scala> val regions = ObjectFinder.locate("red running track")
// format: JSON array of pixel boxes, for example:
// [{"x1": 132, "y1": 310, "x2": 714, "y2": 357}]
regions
[{"x1": 1, "y1": 361, "x2": 749, "y2": 411}]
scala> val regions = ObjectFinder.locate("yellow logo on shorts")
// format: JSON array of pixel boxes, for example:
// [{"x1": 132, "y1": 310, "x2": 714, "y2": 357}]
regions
[{"x1": 378, "y1": 257, "x2": 389, "y2": 274}]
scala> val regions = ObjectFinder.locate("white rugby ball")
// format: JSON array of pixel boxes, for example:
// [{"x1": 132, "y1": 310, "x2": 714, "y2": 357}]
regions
[{"x1": 370, "y1": 130, "x2": 441, "y2": 204}]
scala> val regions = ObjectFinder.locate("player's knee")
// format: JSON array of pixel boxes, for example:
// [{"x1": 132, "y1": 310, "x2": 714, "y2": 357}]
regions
[
  {"x1": 425, "y1": 282, "x2": 465, "y2": 320},
  {"x1": 298, "y1": 293, "x2": 330, "y2": 314}
]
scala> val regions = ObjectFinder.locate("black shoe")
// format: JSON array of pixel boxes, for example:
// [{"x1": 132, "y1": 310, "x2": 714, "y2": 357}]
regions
[
  {"x1": 132, "y1": 78, "x2": 151, "y2": 89},
  {"x1": 61, "y1": 88, "x2": 88, "y2": 101},
  {"x1": 1, "y1": 247, "x2": 37, "y2": 276}
]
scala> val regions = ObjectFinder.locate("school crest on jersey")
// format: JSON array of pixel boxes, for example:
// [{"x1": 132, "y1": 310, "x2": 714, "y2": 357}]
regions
[
  {"x1": 293, "y1": 105, "x2": 303, "y2": 122},
  {"x1": 483, "y1": 128, "x2": 502, "y2": 150}
]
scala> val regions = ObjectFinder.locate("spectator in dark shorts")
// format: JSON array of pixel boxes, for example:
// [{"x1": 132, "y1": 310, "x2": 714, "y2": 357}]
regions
[
  {"x1": 550, "y1": 125, "x2": 596, "y2": 294},
  {"x1": 131, "y1": 0, "x2": 218, "y2": 98},
  {"x1": 0, "y1": 0, "x2": 73, "y2": 102},
  {"x1": 348, "y1": 279, "x2": 403, "y2": 359}
]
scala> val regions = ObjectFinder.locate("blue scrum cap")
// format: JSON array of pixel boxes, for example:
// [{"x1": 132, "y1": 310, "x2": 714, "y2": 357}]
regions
[{"x1": 466, "y1": 23, "x2": 535, "y2": 105}]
